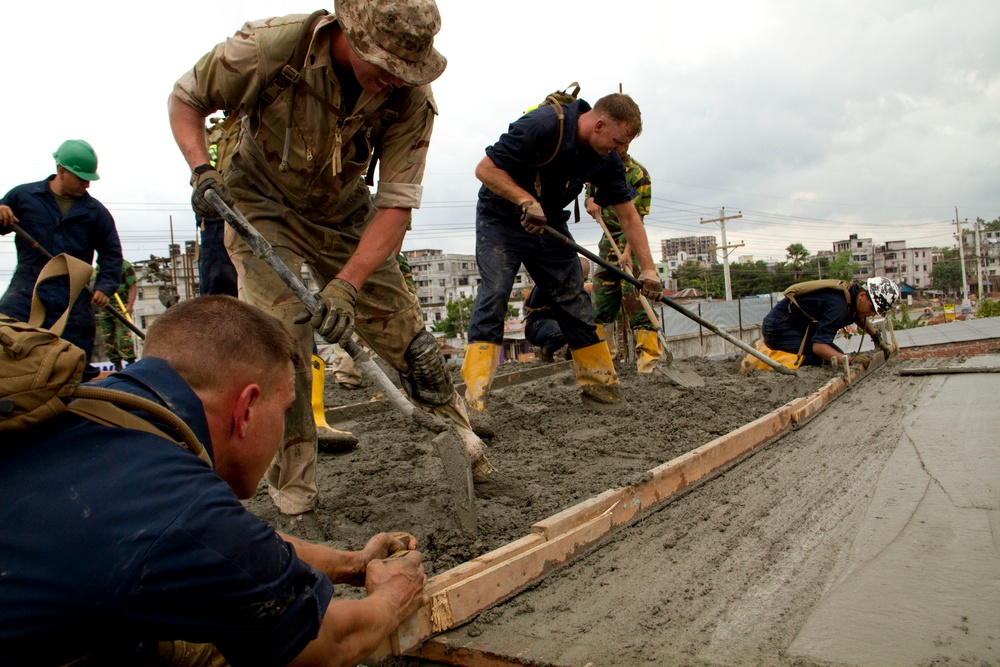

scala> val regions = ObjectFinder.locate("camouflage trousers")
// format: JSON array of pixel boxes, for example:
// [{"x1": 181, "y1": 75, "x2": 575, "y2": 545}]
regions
[
  {"x1": 591, "y1": 235, "x2": 655, "y2": 331},
  {"x1": 224, "y1": 181, "x2": 429, "y2": 515},
  {"x1": 97, "y1": 309, "x2": 136, "y2": 367}
]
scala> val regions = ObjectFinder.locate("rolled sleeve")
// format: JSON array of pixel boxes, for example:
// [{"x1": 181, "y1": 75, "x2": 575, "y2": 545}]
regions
[{"x1": 372, "y1": 86, "x2": 437, "y2": 210}]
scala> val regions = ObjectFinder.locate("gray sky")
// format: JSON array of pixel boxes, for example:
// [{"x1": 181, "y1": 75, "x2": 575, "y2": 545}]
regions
[{"x1": 2, "y1": 0, "x2": 998, "y2": 286}]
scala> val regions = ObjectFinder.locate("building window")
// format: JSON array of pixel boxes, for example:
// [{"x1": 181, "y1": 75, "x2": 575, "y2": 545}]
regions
[
  {"x1": 439, "y1": 279, "x2": 446, "y2": 287},
  {"x1": 438, "y1": 263, "x2": 445, "y2": 271}
]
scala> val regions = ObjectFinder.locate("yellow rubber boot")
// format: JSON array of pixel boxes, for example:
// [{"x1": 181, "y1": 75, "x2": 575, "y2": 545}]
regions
[
  {"x1": 635, "y1": 329, "x2": 664, "y2": 374},
  {"x1": 460, "y1": 342, "x2": 501, "y2": 438},
  {"x1": 312, "y1": 355, "x2": 359, "y2": 452},
  {"x1": 594, "y1": 322, "x2": 618, "y2": 359},
  {"x1": 570, "y1": 341, "x2": 623, "y2": 408}
]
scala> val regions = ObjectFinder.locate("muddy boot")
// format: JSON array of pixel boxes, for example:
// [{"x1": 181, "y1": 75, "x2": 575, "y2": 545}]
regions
[
  {"x1": 635, "y1": 328, "x2": 663, "y2": 374},
  {"x1": 460, "y1": 341, "x2": 500, "y2": 439},
  {"x1": 595, "y1": 322, "x2": 618, "y2": 359},
  {"x1": 570, "y1": 341, "x2": 623, "y2": 409},
  {"x1": 311, "y1": 355, "x2": 359, "y2": 452}
]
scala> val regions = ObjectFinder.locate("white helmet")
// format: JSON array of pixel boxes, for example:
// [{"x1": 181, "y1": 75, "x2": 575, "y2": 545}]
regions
[{"x1": 865, "y1": 277, "x2": 900, "y2": 315}]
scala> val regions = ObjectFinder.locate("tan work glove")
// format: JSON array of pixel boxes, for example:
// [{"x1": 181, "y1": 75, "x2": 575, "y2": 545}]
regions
[
  {"x1": 637, "y1": 269, "x2": 663, "y2": 301},
  {"x1": 294, "y1": 278, "x2": 358, "y2": 344},
  {"x1": 851, "y1": 351, "x2": 874, "y2": 369},
  {"x1": 872, "y1": 333, "x2": 892, "y2": 359},
  {"x1": 519, "y1": 200, "x2": 547, "y2": 234},
  {"x1": 190, "y1": 164, "x2": 234, "y2": 218}
]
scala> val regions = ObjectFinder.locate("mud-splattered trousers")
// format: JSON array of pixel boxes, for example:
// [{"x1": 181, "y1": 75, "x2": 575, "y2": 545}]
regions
[{"x1": 467, "y1": 214, "x2": 599, "y2": 350}]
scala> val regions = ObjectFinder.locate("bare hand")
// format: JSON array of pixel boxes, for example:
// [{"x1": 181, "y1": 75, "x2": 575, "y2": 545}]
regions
[
  {"x1": 585, "y1": 197, "x2": 600, "y2": 220},
  {"x1": 365, "y1": 551, "x2": 429, "y2": 623},
  {"x1": 91, "y1": 290, "x2": 110, "y2": 308},
  {"x1": 340, "y1": 532, "x2": 419, "y2": 587},
  {"x1": 0, "y1": 205, "x2": 18, "y2": 227}
]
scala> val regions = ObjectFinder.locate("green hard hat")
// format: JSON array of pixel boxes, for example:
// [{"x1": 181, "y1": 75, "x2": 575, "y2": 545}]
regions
[{"x1": 53, "y1": 139, "x2": 100, "y2": 181}]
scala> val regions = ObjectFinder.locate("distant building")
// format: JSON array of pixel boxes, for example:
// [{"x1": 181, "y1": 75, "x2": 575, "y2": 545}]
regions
[
  {"x1": 660, "y1": 236, "x2": 718, "y2": 272},
  {"x1": 404, "y1": 248, "x2": 532, "y2": 333},
  {"x1": 833, "y1": 234, "x2": 874, "y2": 279},
  {"x1": 874, "y1": 241, "x2": 934, "y2": 290}
]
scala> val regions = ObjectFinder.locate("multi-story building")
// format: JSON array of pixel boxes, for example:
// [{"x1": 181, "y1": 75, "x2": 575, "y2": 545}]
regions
[
  {"x1": 405, "y1": 249, "x2": 533, "y2": 332},
  {"x1": 961, "y1": 229, "x2": 1000, "y2": 294},
  {"x1": 660, "y1": 236, "x2": 718, "y2": 272},
  {"x1": 874, "y1": 241, "x2": 934, "y2": 290},
  {"x1": 833, "y1": 234, "x2": 874, "y2": 279}
]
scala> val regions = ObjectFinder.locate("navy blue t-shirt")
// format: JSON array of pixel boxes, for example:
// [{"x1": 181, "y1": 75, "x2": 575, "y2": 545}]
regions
[
  {"x1": 0, "y1": 358, "x2": 334, "y2": 666},
  {"x1": 477, "y1": 99, "x2": 636, "y2": 227},
  {"x1": 763, "y1": 286, "x2": 859, "y2": 346}
]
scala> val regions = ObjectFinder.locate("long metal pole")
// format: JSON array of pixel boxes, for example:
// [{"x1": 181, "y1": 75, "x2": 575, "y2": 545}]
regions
[
  {"x1": 10, "y1": 223, "x2": 146, "y2": 340},
  {"x1": 540, "y1": 226, "x2": 797, "y2": 375}
]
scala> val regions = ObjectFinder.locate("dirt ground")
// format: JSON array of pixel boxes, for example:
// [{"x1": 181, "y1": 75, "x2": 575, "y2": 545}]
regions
[{"x1": 244, "y1": 356, "x2": 831, "y2": 578}]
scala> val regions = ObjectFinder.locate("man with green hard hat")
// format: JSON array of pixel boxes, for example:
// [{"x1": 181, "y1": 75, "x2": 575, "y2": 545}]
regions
[{"x1": 0, "y1": 139, "x2": 123, "y2": 377}]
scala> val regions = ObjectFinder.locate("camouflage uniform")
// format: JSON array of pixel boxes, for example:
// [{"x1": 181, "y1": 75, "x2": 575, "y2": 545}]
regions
[
  {"x1": 588, "y1": 155, "x2": 655, "y2": 332},
  {"x1": 95, "y1": 259, "x2": 137, "y2": 369},
  {"x1": 397, "y1": 252, "x2": 417, "y2": 295},
  {"x1": 173, "y1": 12, "x2": 475, "y2": 514}
]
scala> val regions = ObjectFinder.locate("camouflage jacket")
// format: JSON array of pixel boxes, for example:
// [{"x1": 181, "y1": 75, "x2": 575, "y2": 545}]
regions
[
  {"x1": 586, "y1": 154, "x2": 651, "y2": 243},
  {"x1": 173, "y1": 12, "x2": 437, "y2": 219}
]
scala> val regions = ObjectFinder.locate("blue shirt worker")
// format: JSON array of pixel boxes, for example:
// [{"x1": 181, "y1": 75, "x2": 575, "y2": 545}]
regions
[
  {"x1": 462, "y1": 93, "x2": 663, "y2": 436},
  {"x1": 761, "y1": 276, "x2": 899, "y2": 367},
  {"x1": 0, "y1": 139, "x2": 123, "y2": 368},
  {"x1": 0, "y1": 295, "x2": 427, "y2": 667}
]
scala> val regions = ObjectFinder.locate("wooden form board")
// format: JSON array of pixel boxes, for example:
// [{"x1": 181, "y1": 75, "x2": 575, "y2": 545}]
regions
[{"x1": 371, "y1": 358, "x2": 875, "y2": 662}]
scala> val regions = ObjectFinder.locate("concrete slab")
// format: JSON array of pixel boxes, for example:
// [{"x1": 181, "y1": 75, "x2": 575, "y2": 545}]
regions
[{"x1": 790, "y1": 356, "x2": 1000, "y2": 666}]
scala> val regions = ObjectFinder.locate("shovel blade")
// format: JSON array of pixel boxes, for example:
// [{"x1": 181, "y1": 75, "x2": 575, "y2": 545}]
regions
[
  {"x1": 656, "y1": 361, "x2": 705, "y2": 388},
  {"x1": 431, "y1": 430, "x2": 477, "y2": 535}
]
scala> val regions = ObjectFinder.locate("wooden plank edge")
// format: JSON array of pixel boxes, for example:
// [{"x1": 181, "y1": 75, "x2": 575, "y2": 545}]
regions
[
  {"x1": 414, "y1": 637, "x2": 570, "y2": 667},
  {"x1": 373, "y1": 375, "x2": 847, "y2": 660}
]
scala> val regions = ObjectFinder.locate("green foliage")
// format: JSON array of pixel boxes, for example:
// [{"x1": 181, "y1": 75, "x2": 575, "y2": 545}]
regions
[
  {"x1": 979, "y1": 216, "x2": 1000, "y2": 232},
  {"x1": 931, "y1": 260, "x2": 963, "y2": 292},
  {"x1": 977, "y1": 299, "x2": 1000, "y2": 318},
  {"x1": 431, "y1": 294, "x2": 476, "y2": 337},
  {"x1": 825, "y1": 250, "x2": 860, "y2": 281},
  {"x1": 889, "y1": 303, "x2": 923, "y2": 330},
  {"x1": 786, "y1": 243, "x2": 809, "y2": 280}
]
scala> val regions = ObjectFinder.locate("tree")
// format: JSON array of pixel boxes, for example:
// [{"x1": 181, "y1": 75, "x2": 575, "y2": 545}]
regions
[
  {"x1": 981, "y1": 216, "x2": 1000, "y2": 232},
  {"x1": 825, "y1": 250, "x2": 860, "y2": 281},
  {"x1": 431, "y1": 294, "x2": 475, "y2": 337},
  {"x1": 785, "y1": 243, "x2": 810, "y2": 281},
  {"x1": 728, "y1": 261, "x2": 776, "y2": 298},
  {"x1": 931, "y1": 260, "x2": 963, "y2": 293}
]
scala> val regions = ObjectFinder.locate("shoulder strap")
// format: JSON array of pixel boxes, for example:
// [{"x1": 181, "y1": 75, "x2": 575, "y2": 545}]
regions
[
  {"x1": 68, "y1": 386, "x2": 213, "y2": 467},
  {"x1": 28, "y1": 254, "x2": 94, "y2": 333},
  {"x1": 258, "y1": 10, "x2": 330, "y2": 107}
]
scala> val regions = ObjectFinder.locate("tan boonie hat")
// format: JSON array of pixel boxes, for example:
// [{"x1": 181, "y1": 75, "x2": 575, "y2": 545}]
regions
[{"x1": 335, "y1": 0, "x2": 447, "y2": 86}]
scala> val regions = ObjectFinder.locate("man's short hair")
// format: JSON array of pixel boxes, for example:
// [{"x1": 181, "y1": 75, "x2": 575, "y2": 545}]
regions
[
  {"x1": 143, "y1": 296, "x2": 300, "y2": 392},
  {"x1": 593, "y1": 94, "x2": 642, "y2": 137}
]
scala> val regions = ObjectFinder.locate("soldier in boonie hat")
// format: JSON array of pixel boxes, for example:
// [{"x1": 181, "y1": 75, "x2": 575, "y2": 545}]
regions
[{"x1": 335, "y1": 0, "x2": 446, "y2": 86}]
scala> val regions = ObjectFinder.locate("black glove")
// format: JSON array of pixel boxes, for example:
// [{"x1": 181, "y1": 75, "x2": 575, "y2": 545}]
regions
[
  {"x1": 519, "y1": 201, "x2": 547, "y2": 234},
  {"x1": 637, "y1": 269, "x2": 663, "y2": 301},
  {"x1": 294, "y1": 278, "x2": 357, "y2": 343},
  {"x1": 190, "y1": 164, "x2": 234, "y2": 218}
]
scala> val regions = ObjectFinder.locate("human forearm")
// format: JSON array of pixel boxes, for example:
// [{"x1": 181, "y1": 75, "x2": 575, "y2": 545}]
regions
[
  {"x1": 616, "y1": 203, "x2": 655, "y2": 272},
  {"x1": 290, "y1": 596, "x2": 405, "y2": 667},
  {"x1": 168, "y1": 94, "x2": 212, "y2": 171},
  {"x1": 336, "y1": 208, "x2": 411, "y2": 290},
  {"x1": 475, "y1": 156, "x2": 534, "y2": 206},
  {"x1": 278, "y1": 532, "x2": 364, "y2": 584},
  {"x1": 812, "y1": 342, "x2": 847, "y2": 363}
]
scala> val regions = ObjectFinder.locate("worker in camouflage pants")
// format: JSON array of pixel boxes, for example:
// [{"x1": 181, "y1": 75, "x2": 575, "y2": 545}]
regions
[
  {"x1": 95, "y1": 258, "x2": 137, "y2": 370},
  {"x1": 585, "y1": 150, "x2": 663, "y2": 373}
]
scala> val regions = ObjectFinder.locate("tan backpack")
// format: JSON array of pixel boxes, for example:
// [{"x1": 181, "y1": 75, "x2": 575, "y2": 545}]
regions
[{"x1": 0, "y1": 254, "x2": 211, "y2": 466}]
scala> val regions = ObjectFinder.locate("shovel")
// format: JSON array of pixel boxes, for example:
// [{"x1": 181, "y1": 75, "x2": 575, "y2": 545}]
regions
[
  {"x1": 204, "y1": 190, "x2": 477, "y2": 534},
  {"x1": 592, "y1": 213, "x2": 704, "y2": 387},
  {"x1": 538, "y1": 225, "x2": 798, "y2": 376}
]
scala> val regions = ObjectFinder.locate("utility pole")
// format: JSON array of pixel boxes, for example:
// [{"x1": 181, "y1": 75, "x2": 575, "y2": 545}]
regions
[
  {"x1": 974, "y1": 217, "x2": 984, "y2": 303},
  {"x1": 700, "y1": 207, "x2": 743, "y2": 301},
  {"x1": 955, "y1": 207, "x2": 970, "y2": 310}
]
